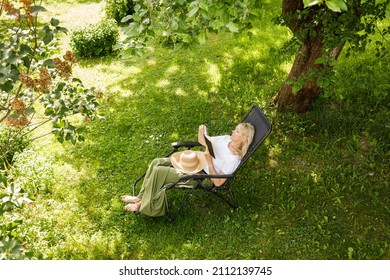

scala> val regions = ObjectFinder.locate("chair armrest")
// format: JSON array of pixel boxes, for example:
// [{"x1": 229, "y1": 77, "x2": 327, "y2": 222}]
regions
[
  {"x1": 165, "y1": 141, "x2": 203, "y2": 157},
  {"x1": 179, "y1": 173, "x2": 235, "y2": 181},
  {"x1": 171, "y1": 141, "x2": 203, "y2": 149}
]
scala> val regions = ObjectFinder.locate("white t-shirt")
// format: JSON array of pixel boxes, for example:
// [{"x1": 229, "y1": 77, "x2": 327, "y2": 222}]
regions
[{"x1": 203, "y1": 135, "x2": 241, "y2": 175}]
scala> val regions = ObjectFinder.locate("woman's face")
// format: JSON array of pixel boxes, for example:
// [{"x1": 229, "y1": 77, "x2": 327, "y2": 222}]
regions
[{"x1": 230, "y1": 125, "x2": 244, "y2": 143}]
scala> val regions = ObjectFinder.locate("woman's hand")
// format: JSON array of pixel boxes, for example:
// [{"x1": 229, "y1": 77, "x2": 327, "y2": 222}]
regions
[{"x1": 198, "y1": 124, "x2": 207, "y2": 146}]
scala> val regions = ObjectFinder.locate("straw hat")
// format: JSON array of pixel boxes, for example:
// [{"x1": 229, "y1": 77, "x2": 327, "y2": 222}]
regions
[{"x1": 171, "y1": 150, "x2": 207, "y2": 174}]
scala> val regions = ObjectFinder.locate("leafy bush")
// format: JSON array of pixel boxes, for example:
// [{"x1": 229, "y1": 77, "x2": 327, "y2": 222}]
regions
[
  {"x1": 10, "y1": 149, "x2": 56, "y2": 195},
  {"x1": 1, "y1": 179, "x2": 32, "y2": 260},
  {"x1": 1, "y1": 1, "x2": 101, "y2": 146},
  {"x1": 105, "y1": 0, "x2": 135, "y2": 23},
  {"x1": 0, "y1": 125, "x2": 29, "y2": 167},
  {"x1": 70, "y1": 19, "x2": 119, "y2": 58}
]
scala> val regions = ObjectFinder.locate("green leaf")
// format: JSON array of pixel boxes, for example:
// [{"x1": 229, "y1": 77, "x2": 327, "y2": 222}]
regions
[
  {"x1": 325, "y1": 0, "x2": 348, "y2": 12},
  {"x1": 292, "y1": 84, "x2": 300, "y2": 94},
  {"x1": 20, "y1": 44, "x2": 33, "y2": 55},
  {"x1": 44, "y1": 107, "x2": 54, "y2": 116},
  {"x1": 226, "y1": 22, "x2": 239, "y2": 33},
  {"x1": 178, "y1": 33, "x2": 192, "y2": 43},
  {"x1": 209, "y1": 20, "x2": 225, "y2": 30},
  {"x1": 42, "y1": 59, "x2": 54, "y2": 67},
  {"x1": 121, "y1": 15, "x2": 132, "y2": 23},
  {"x1": 32, "y1": 5, "x2": 47, "y2": 16},
  {"x1": 199, "y1": 1, "x2": 209, "y2": 11},
  {"x1": 50, "y1": 18, "x2": 60, "y2": 27},
  {"x1": 188, "y1": 6, "x2": 199, "y2": 18},
  {"x1": 43, "y1": 32, "x2": 54, "y2": 45},
  {"x1": 303, "y1": 0, "x2": 320, "y2": 8},
  {"x1": 171, "y1": 20, "x2": 179, "y2": 31},
  {"x1": 197, "y1": 31, "x2": 206, "y2": 44},
  {"x1": 55, "y1": 27, "x2": 68, "y2": 34},
  {"x1": 292, "y1": 79, "x2": 305, "y2": 94},
  {"x1": 22, "y1": 57, "x2": 31, "y2": 68},
  {"x1": 315, "y1": 57, "x2": 326, "y2": 64},
  {"x1": 134, "y1": 4, "x2": 141, "y2": 12},
  {"x1": 0, "y1": 65, "x2": 19, "y2": 83},
  {"x1": 375, "y1": 0, "x2": 387, "y2": 4},
  {"x1": 0, "y1": 80, "x2": 14, "y2": 92}
]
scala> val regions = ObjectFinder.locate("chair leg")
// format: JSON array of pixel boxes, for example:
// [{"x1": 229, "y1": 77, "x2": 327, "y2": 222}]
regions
[
  {"x1": 166, "y1": 185, "x2": 238, "y2": 221},
  {"x1": 210, "y1": 187, "x2": 238, "y2": 209},
  {"x1": 165, "y1": 186, "x2": 198, "y2": 222}
]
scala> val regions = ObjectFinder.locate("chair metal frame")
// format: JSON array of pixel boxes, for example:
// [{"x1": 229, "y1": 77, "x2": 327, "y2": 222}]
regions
[{"x1": 132, "y1": 105, "x2": 272, "y2": 221}]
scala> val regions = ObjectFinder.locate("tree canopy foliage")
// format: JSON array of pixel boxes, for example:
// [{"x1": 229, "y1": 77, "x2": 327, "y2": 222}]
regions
[
  {"x1": 274, "y1": 0, "x2": 389, "y2": 112},
  {"x1": 0, "y1": 0, "x2": 102, "y2": 165},
  {"x1": 0, "y1": 0, "x2": 102, "y2": 260}
]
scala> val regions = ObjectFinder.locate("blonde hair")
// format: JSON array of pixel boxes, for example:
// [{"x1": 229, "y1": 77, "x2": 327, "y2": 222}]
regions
[{"x1": 231, "y1": 122, "x2": 255, "y2": 159}]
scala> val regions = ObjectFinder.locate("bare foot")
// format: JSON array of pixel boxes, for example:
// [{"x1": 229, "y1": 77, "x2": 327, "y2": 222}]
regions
[
  {"x1": 124, "y1": 202, "x2": 141, "y2": 212},
  {"x1": 120, "y1": 195, "x2": 141, "y2": 203}
]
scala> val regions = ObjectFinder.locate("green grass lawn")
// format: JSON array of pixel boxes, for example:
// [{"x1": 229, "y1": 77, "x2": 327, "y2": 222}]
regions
[{"x1": 8, "y1": 0, "x2": 389, "y2": 259}]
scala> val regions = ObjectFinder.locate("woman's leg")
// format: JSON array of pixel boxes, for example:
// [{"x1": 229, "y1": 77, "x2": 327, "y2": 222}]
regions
[
  {"x1": 137, "y1": 158, "x2": 171, "y2": 199},
  {"x1": 121, "y1": 158, "x2": 170, "y2": 203},
  {"x1": 136, "y1": 163, "x2": 179, "y2": 216},
  {"x1": 123, "y1": 157, "x2": 177, "y2": 216}
]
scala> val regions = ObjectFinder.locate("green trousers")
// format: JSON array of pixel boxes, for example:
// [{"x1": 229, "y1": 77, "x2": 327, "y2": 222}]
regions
[{"x1": 137, "y1": 157, "x2": 179, "y2": 217}]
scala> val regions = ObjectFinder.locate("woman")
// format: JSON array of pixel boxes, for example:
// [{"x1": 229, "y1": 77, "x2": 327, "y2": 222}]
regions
[{"x1": 120, "y1": 122, "x2": 255, "y2": 216}]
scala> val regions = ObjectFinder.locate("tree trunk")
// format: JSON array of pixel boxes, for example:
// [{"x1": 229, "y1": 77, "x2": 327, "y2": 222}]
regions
[
  {"x1": 273, "y1": 37, "x2": 345, "y2": 113},
  {"x1": 273, "y1": 32, "x2": 324, "y2": 113},
  {"x1": 273, "y1": 0, "x2": 344, "y2": 113}
]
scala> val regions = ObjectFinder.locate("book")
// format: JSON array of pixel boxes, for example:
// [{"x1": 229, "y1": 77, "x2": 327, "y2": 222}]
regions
[{"x1": 204, "y1": 134, "x2": 215, "y2": 158}]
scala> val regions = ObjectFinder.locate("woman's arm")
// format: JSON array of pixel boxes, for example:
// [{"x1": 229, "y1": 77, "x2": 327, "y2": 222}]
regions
[{"x1": 203, "y1": 150, "x2": 227, "y2": 187}]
